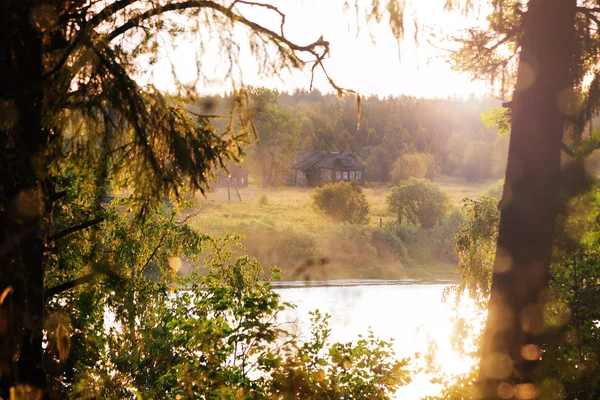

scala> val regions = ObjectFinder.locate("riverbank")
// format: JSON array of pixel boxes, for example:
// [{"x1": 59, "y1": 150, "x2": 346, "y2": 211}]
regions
[
  {"x1": 188, "y1": 180, "x2": 493, "y2": 281},
  {"x1": 271, "y1": 277, "x2": 458, "y2": 288}
]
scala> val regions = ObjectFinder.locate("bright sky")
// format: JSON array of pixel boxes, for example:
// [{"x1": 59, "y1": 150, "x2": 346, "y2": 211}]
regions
[{"x1": 145, "y1": 0, "x2": 491, "y2": 98}]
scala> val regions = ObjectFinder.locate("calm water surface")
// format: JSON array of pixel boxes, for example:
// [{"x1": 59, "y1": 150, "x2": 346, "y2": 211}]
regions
[{"x1": 274, "y1": 283, "x2": 480, "y2": 399}]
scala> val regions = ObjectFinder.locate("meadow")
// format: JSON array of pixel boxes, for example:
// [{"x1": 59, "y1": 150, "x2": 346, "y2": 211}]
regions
[{"x1": 188, "y1": 178, "x2": 495, "y2": 281}]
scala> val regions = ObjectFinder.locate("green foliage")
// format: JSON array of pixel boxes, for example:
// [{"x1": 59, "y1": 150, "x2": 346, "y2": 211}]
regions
[
  {"x1": 246, "y1": 87, "x2": 300, "y2": 186},
  {"x1": 212, "y1": 90, "x2": 504, "y2": 183},
  {"x1": 387, "y1": 179, "x2": 449, "y2": 229},
  {"x1": 313, "y1": 181, "x2": 370, "y2": 224},
  {"x1": 449, "y1": 0, "x2": 523, "y2": 95},
  {"x1": 46, "y1": 195, "x2": 209, "y2": 394},
  {"x1": 485, "y1": 179, "x2": 505, "y2": 200},
  {"x1": 2, "y1": 3, "x2": 340, "y2": 388},
  {"x1": 49, "y1": 226, "x2": 411, "y2": 398},
  {"x1": 422, "y1": 368, "x2": 479, "y2": 400},
  {"x1": 540, "y1": 248, "x2": 600, "y2": 400},
  {"x1": 459, "y1": 141, "x2": 493, "y2": 181},
  {"x1": 390, "y1": 152, "x2": 438, "y2": 183},
  {"x1": 481, "y1": 107, "x2": 511, "y2": 137},
  {"x1": 452, "y1": 197, "x2": 500, "y2": 304},
  {"x1": 391, "y1": 211, "x2": 464, "y2": 266},
  {"x1": 439, "y1": 188, "x2": 600, "y2": 399},
  {"x1": 272, "y1": 311, "x2": 412, "y2": 399}
]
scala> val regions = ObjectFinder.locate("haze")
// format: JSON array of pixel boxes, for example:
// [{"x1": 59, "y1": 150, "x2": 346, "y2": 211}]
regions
[{"x1": 147, "y1": 0, "x2": 490, "y2": 98}]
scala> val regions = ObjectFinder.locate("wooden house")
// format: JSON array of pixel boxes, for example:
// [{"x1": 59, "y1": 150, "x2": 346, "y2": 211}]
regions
[{"x1": 292, "y1": 151, "x2": 366, "y2": 186}]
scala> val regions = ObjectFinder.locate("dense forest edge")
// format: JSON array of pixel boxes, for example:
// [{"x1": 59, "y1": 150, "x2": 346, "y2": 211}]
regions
[{"x1": 173, "y1": 89, "x2": 509, "y2": 282}]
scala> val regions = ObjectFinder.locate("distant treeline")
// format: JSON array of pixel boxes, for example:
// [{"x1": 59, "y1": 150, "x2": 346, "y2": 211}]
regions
[{"x1": 199, "y1": 88, "x2": 507, "y2": 185}]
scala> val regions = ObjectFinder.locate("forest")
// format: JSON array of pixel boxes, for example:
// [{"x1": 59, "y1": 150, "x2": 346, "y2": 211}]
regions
[{"x1": 203, "y1": 88, "x2": 507, "y2": 186}]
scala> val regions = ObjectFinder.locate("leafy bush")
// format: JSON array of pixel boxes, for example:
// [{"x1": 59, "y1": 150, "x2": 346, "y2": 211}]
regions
[
  {"x1": 59, "y1": 235, "x2": 411, "y2": 398},
  {"x1": 453, "y1": 196, "x2": 500, "y2": 302},
  {"x1": 390, "y1": 211, "x2": 463, "y2": 266},
  {"x1": 387, "y1": 179, "x2": 449, "y2": 228},
  {"x1": 436, "y1": 190, "x2": 600, "y2": 399},
  {"x1": 485, "y1": 178, "x2": 504, "y2": 200},
  {"x1": 390, "y1": 152, "x2": 438, "y2": 183},
  {"x1": 272, "y1": 227, "x2": 317, "y2": 265},
  {"x1": 312, "y1": 181, "x2": 370, "y2": 224},
  {"x1": 257, "y1": 193, "x2": 270, "y2": 206}
]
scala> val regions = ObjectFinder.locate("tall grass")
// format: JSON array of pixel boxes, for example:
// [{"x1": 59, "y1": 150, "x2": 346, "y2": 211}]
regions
[{"x1": 189, "y1": 183, "x2": 470, "y2": 280}]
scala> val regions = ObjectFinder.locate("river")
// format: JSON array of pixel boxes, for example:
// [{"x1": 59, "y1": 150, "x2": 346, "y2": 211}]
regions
[{"x1": 273, "y1": 281, "x2": 482, "y2": 399}]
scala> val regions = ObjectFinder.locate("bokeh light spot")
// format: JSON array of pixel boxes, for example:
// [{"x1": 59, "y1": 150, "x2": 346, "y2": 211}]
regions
[
  {"x1": 521, "y1": 344, "x2": 541, "y2": 361},
  {"x1": 497, "y1": 382, "x2": 514, "y2": 399},
  {"x1": 515, "y1": 383, "x2": 537, "y2": 399}
]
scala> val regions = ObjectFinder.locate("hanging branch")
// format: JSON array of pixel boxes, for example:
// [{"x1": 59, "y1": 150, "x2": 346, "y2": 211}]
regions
[
  {"x1": 50, "y1": 216, "x2": 106, "y2": 241},
  {"x1": 45, "y1": 272, "x2": 99, "y2": 299}
]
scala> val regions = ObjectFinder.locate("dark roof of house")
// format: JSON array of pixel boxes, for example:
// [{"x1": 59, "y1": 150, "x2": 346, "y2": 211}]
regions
[{"x1": 293, "y1": 151, "x2": 365, "y2": 170}]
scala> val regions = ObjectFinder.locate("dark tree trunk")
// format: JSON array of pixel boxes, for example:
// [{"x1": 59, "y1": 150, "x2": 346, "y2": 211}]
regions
[
  {"x1": 1, "y1": 1, "x2": 50, "y2": 397},
  {"x1": 477, "y1": 0, "x2": 577, "y2": 398}
]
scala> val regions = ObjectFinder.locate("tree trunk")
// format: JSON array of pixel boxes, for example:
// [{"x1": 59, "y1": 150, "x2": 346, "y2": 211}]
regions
[
  {"x1": 1, "y1": 1, "x2": 50, "y2": 397},
  {"x1": 477, "y1": 1, "x2": 577, "y2": 398}
]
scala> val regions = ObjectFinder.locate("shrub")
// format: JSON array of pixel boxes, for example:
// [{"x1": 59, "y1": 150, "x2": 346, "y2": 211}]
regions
[
  {"x1": 390, "y1": 152, "x2": 438, "y2": 183},
  {"x1": 312, "y1": 181, "x2": 369, "y2": 224},
  {"x1": 387, "y1": 179, "x2": 449, "y2": 228},
  {"x1": 65, "y1": 236, "x2": 412, "y2": 398},
  {"x1": 485, "y1": 178, "x2": 504, "y2": 200},
  {"x1": 454, "y1": 196, "x2": 500, "y2": 300},
  {"x1": 257, "y1": 193, "x2": 270, "y2": 206}
]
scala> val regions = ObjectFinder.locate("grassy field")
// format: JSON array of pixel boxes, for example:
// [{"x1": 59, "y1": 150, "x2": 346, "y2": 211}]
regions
[
  {"x1": 192, "y1": 185, "x2": 393, "y2": 230},
  {"x1": 187, "y1": 178, "x2": 496, "y2": 281},
  {"x1": 436, "y1": 176, "x2": 495, "y2": 207}
]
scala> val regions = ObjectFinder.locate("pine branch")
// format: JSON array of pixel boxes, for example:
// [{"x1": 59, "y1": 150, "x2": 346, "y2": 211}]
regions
[
  {"x1": 45, "y1": 263, "x2": 123, "y2": 300},
  {"x1": 90, "y1": 44, "x2": 163, "y2": 179},
  {"x1": 577, "y1": 7, "x2": 600, "y2": 14},
  {"x1": 45, "y1": 272, "x2": 99, "y2": 299},
  {"x1": 45, "y1": 0, "x2": 136, "y2": 78},
  {"x1": 573, "y1": 72, "x2": 600, "y2": 139},
  {"x1": 88, "y1": 0, "x2": 137, "y2": 27},
  {"x1": 561, "y1": 142, "x2": 575, "y2": 158},
  {"x1": 106, "y1": 1, "x2": 329, "y2": 54},
  {"x1": 53, "y1": 190, "x2": 68, "y2": 201},
  {"x1": 139, "y1": 210, "x2": 203, "y2": 273},
  {"x1": 41, "y1": 32, "x2": 86, "y2": 79},
  {"x1": 578, "y1": 7, "x2": 600, "y2": 27},
  {"x1": 50, "y1": 216, "x2": 105, "y2": 241},
  {"x1": 139, "y1": 231, "x2": 169, "y2": 273},
  {"x1": 229, "y1": 1, "x2": 286, "y2": 36}
]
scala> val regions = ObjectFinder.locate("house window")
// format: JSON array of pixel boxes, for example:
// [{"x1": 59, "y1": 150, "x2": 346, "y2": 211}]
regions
[
  {"x1": 356, "y1": 171, "x2": 362, "y2": 180},
  {"x1": 343, "y1": 171, "x2": 348, "y2": 180},
  {"x1": 336, "y1": 171, "x2": 342, "y2": 180},
  {"x1": 350, "y1": 171, "x2": 355, "y2": 180}
]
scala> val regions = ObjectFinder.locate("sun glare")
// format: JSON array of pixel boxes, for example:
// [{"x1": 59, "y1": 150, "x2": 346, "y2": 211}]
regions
[
  {"x1": 147, "y1": 0, "x2": 489, "y2": 98},
  {"x1": 277, "y1": 284, "x2": 485, "y2": 399}
]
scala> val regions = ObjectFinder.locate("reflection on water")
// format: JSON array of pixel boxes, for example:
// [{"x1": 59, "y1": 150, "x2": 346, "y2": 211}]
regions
[{"x1": 275, "y1": 283, "x2": 481, "y2": 399}]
